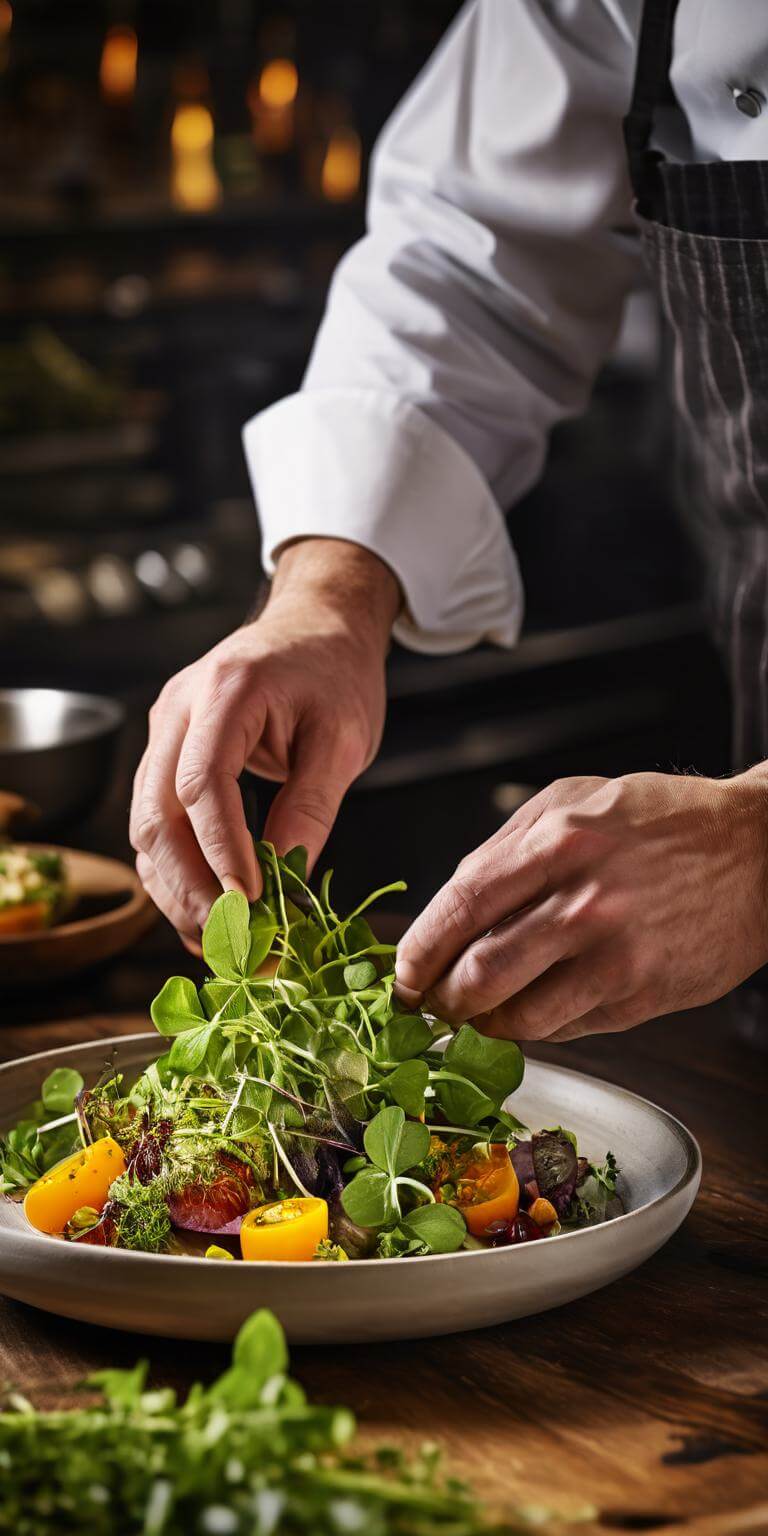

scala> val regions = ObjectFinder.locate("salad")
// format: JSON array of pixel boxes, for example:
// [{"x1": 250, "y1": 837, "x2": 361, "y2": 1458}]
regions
[
  {"x1": 0, "y1": 845, "x2": 68, "y2": 935},
  {"x1": 0, "y1": 844, "x2": 622, "y2": 1261}
]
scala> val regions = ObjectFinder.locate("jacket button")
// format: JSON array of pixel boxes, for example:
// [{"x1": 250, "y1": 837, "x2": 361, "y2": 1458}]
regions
[{"x1": 733, "y1": 87, "x2": 765, "y2": 117}]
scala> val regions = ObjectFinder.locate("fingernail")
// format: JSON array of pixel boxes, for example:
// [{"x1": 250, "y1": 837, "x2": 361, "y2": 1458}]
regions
[
  {"x1": 394, "y1": 958, "x2": 423, "y2": 1008},
  {"x1": 222, "y1": 874, "x2": 259, "y2": 901}
]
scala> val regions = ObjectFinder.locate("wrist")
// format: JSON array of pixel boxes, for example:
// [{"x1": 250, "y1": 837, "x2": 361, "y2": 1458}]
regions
[
  {"x1": 725, "y1": 766, "x2": 768, "y2": 950},
  {"x1": 268, "y1": 537, "x2": 401, "y2": 650}
]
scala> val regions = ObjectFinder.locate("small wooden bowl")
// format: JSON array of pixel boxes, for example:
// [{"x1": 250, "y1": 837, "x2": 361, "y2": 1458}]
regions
[{"x1": 0, "y1": 847, "x2": 155, "y2": 986}]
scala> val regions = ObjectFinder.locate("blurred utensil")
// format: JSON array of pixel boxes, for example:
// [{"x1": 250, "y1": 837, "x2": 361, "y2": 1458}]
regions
[{"x1": 0, "y1": 688, "x2": 124, "y2": 830}]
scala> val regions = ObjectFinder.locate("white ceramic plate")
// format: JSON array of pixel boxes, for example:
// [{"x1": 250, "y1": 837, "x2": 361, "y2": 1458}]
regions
[{"x1": 0, "y1": 1034, "x2": 701, "y2": 1343}]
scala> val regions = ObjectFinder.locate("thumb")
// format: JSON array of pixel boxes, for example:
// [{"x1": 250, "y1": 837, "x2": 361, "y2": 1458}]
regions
[{"x1": 263, "y1": 724, "x2": 358, "y2": 870}]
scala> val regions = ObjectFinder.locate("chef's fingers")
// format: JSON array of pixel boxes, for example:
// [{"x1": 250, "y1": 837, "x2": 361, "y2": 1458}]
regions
[
  {"x1": 175, "y1": 688, "x2": 264, "y2": 902},
  {"x1": 471, "y1": 955, "x2": 609, "y2": 1042},
  {"x1": 423, "y1": 894, "x2": 574, "y2": 1022},
  {"x1": 135, "y1": 851, "x2": 201, "y2": 952},
  {"x1": 395, "y1": 781, "x2": 608, "y2": 1003},
  {"x1": 130, "y1": 714, "x2": 221, "y2": 932},
  {"x1": 263, "y1": 720, "x2": 360, "y2": 871},
  {"x1": 395, "y1": 837, "x2": 556, "y2": 1002},
  {"x1": 545, "y1": 1001, "x2": 641, "y2": 1043}
]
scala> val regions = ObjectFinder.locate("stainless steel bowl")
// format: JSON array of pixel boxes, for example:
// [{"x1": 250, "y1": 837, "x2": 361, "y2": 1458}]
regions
[{"x1": 0, "y1": 688, "x2": 125, "y2": 829}]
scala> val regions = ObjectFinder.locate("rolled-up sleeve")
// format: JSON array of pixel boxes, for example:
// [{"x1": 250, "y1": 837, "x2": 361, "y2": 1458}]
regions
[{"x1": 243, "y1": 0, "x2": 642, "y2": 654}]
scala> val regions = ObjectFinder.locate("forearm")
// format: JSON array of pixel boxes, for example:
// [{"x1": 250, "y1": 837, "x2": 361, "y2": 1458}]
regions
[{"x1": 268, "y1": 537, "x2": 402, "y2": 653}]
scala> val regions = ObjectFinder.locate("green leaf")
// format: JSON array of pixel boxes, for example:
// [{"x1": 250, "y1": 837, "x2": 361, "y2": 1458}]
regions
[
  {"x1": 434, "y1": 1076, "x2": 497, "y2": 1128},
  {"x1": 362, "y1": 1105, "x2": 430, "y2": 1180},
  {"x1": 87, "y1": 1360, "x2": 149, "y2": 1410},
  {"x1": 374, "y1": 1015, "x2": 433, "y2": 1062},
  {"x1": 400, "y1": 1203, "x2": 466, "y2": 1254},
  {"x1": 395, "y1": 1119, "x2": 430, "y2": 1174},
  {"x1": 380, "y1": 1060, "x2": 429, "y2": 1118},
  {"x1": 281, "y1": 845, "x2": 308, "y2": 890},
  {"x1": 492, "y1": 1107, "x2": 530, "y2": 1139},
  {"x1": 247, "y1": 900, "x2": 279, "y2": 971},
  {"x1": 343, "y1": 960, "x2": 377, "y2": 991},
  {"x1": 341, "y1": 1166, "x2": 395, "y2": 1229},
  {"x1": 341, "y1": 915, "x2": 378, "y2": 956},
  {"x1": 167, "y1": 1022, "x2": 218, "y2": 1073},
  {"x1": 443, "y1": 1026, "x2": 524, "y2": 1105},
  {"x1": 363, "y1": 1105, "x2": 405, "y2": 1175},
  {"x1": 202, "y1": 890, "x2": 252, "y2": 981},
  {"x1": 40, "y1": 1067, "x2": 84, "y2": 1115},
  {"x1": 198, "y1": 979, "x2": 241, "y2": 1021},
  {"x1": 280, "y1": 1012, "x2": 318, "y2": 1053},
  {"x1": 150, "y1": 977, "x2": 207, "y2": 1037},
  {"x1": 254, "y1": 841, "x2": 308, "y2": 905},
  {"x1": 317, "y1": 1044, "x2": 369, "y2": 1119},
  {"x1": 208, "y1": 1309, "x2": 289, "y2": 1409},
  {"x1": 240, "y1": 1077, "x2": 272, "y2": 1116}
]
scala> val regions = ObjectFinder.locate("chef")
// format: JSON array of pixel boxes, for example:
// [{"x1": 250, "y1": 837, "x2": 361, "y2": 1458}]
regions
[{"x1": 130, "y1": 0, "x2": 768, "y2": 1043}]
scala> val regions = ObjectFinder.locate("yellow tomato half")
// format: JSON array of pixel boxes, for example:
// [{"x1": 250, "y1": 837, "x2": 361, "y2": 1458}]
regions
[
  {"x1": 240, "y1": 1197, "x2": 328, "y2": 1261},
  {"x1": 23, "y1": 1136, "x2": 127, "y2": 1236}
]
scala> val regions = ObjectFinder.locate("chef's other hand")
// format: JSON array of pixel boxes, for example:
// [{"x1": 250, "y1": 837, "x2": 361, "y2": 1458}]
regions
[
  {"x1": 130, "y1": 538, "x2": 399, "y2": 945},
  {"x1": 395, "y1": 770, "x2": 768, "y2": 1042}
]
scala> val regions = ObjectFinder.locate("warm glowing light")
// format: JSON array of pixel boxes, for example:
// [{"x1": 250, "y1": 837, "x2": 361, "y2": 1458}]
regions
[
  {"x1": 170, "y1": 103, "x2": 221, "y2": 212},
  {"x1": 99, "y1": 24, "x2": 138, "y2": 103},
  {"x1": 259, "y1": 58, "x2": 298, "y2": 110},
  {"x1": 248, "y1": 58, "x2": 298, "y2": 153},
  {"x1": 0, "y1": 1, "x2": 12, "y2": 37},
  {"x1": 321, "y1": 127, "x2": 361, "y2": 202},
  {"x1": 171, "y1": 102, "x2": 214, "y2": 153}
]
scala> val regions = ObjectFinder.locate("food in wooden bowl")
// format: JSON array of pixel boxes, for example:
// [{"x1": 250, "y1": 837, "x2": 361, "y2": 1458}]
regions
[{"x1": 0, "y1": 845, "x2": 69, "y2": 935}]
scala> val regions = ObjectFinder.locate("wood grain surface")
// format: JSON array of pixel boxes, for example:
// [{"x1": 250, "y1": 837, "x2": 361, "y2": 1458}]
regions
[{"x1": 0, "y1": 915, "x2": 766, "y2": 1535}]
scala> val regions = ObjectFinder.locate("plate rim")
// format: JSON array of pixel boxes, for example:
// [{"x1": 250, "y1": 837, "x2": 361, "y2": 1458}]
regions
[{"x1": 0, "y1": 1031, "x2": 702, "y2": 1271}]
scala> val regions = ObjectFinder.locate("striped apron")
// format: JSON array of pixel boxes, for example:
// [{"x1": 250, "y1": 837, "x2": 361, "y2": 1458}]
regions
[
  {"x1": 625, "y1": 0, "x2": 768, "y2": 772},
  {"x1": 624, "y1": 0, "x2": 768, "y2": 1033}
]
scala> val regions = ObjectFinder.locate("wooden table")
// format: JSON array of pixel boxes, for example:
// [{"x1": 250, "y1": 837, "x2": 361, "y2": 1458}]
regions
[{"x1": 1, "y1": 918, "x2": 766, "y2": 1536}]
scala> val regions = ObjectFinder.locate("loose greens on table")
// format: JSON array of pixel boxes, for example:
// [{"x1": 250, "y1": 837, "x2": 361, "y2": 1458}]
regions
[
  {"x1": 0, "y1": 1307, "x2": 530, "y2": 1535},
  {"x1": 0, "y1": 843, "x2": 622, "y2": 1257}
]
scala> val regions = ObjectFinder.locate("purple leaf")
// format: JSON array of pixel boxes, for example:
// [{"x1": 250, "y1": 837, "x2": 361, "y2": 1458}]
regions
[{"x1": 532, "y1": 1131, "x2": 578, "y2": 1216}]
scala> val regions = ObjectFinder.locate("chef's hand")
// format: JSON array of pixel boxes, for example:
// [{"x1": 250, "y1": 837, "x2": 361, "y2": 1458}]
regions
[
  {"x1": 130, "y1": 538, "x2": 399, "y2": 945},
  {"x1": 395, "y1": 770, "x2": 768, "y2": 1041}
]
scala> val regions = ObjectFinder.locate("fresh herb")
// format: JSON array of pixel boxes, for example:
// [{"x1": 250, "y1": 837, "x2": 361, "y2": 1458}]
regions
[
  {"x1": 341, "y1": 1105, "x2": 433, "y2": 1229},
  {"x1": 108, "y1": 1173, "x2": 173, "y2": 1254},
  {"x1": 0, "y1": 1067, "x2": 83, "y2": 1194},
  {"x1": 0, "y1": 1309, "x2": 514, "y2": 1534},
  {"x1": 314, "y1": 1238, "x2": 349, "y2": 1262},
  {"x1": 377, "y1": 1203, "x2": 467, "y2": 1258},
  {"x1": 563, "y1": 1151, "x2": 622, "y2": 1228}
]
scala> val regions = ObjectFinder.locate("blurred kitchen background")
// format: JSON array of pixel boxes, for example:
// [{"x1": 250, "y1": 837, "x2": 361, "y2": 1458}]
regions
[{"x1": 0, "y1": 0, "x2": 732, "y2": 938}]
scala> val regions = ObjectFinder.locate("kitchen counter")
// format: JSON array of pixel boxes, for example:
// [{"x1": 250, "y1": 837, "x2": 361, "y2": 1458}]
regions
[{"x1": 0, "y1": 918, "x2": 766, "y2": 1535}]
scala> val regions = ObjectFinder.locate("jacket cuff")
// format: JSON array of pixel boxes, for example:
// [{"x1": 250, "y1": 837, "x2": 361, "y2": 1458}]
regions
[{"x1": 243, "y1": 388, "x2": 523, "y2": 655}]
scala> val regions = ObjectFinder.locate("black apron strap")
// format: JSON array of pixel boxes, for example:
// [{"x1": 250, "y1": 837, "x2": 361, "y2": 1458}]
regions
[{"x1": 623, "y1": 0, "x2": 680, "y2": 211}]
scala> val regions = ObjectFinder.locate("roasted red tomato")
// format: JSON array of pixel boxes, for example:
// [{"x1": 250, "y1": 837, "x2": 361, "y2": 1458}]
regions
[{"x1": 168, "y1": 1153, "x2": 256, "y2": 1235}]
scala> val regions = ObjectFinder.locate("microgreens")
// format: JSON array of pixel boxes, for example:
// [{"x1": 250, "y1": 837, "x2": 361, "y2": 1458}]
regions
[
  {"x1": 0, "y1": 1309, "x2": 515, "y2": 1534},
  {"x1": 0, "y1": 844, "x2": 533, "y2": 1256}
]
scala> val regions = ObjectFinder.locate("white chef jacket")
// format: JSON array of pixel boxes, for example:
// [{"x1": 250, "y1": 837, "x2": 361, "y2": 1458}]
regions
[{"x1": 243, "y1": 0, "x2": 768, "y2": 655}]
